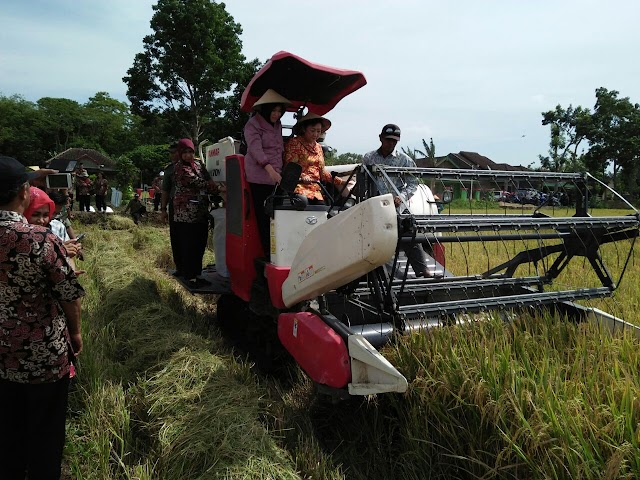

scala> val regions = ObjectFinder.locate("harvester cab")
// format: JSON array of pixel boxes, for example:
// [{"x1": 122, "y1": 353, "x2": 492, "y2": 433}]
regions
[{"x1": 199, "y1": 51, "x2": 640, "y2": 399}]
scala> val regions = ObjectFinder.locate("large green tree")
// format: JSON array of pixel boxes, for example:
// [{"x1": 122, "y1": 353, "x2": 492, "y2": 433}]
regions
[
  {"x1": 582, "y1": 88, "x2": 640, "y2": 193},
  {"x1": 539, "y1": 105, "x2": 590, "y2": 173},
  {"x1": 36, "y1": 97, "x2": 85, "y2": 154},
  {"x1": 83, "y1": 92, "x2": 139, "y2": 156},
  {"x1": 126, "y1": 144, "x2": 171, "y2": 185},
  {"x1": 123, "y1": 0, "x2": 249, "y2": 144},
  {"x1": 0, "y1": 94, "x2": 45, "y2": 164},
  {"x1": 540, "y1": 89, "x2": 640, "y2": 197}
]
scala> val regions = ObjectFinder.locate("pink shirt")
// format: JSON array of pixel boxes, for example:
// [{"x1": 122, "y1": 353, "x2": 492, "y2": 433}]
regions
[{"x1": 243, "y1": 114, "x2": 284, "y2": 185}]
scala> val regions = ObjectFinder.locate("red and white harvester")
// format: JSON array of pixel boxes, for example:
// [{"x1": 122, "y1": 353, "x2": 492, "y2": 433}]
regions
[{"x1": 196, "y1": 51, "x2": 640, "y2": 398}]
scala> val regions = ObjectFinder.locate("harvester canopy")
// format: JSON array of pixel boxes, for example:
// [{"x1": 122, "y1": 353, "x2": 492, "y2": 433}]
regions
[{"x1": 240, "y1": 50, "x2": 367, "y2": 115}]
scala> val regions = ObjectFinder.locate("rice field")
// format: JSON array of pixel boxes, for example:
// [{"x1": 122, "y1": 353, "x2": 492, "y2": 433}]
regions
[{"x1": 64, "y1": 210, "x2": 640, "y2": 479}]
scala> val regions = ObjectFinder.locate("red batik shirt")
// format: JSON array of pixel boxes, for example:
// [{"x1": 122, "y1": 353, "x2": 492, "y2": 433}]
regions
[
  {"x1": 173, "y1": 159, "x2": 213, "y2": 223},
  {"x1": 0, "y1": 210, "x2": 85, "y2": 384},
  {"x1": 284, "y1": 137, "x2": 335, "y2": 201}
]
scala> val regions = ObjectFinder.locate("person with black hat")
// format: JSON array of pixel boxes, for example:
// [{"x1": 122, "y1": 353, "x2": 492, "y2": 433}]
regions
[
  {"x1": 363, "y1": 124, "x2": 432, "y2": 277},
  {"x1": 0, "y1": 156, "x2": 85, "y2": 479}
]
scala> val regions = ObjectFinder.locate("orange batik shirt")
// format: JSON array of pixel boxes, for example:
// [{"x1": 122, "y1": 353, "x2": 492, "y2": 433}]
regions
[{"x1": 284, "y1": 137, "x2": 335, "y2": 201}]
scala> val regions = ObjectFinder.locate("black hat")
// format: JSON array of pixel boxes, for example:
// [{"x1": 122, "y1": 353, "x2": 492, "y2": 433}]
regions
[
  {"x1": 380, "y1": 124, "x2": 401, "y2": 141},
  {"x1": 0, "y1": 156, "x2": 39, "y2": 189}
]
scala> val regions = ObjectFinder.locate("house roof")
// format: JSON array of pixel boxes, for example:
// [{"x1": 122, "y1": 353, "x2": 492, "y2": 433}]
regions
[
  {"x1": 46, "y1": 148, "x2": 117, "y2": 173},
  {"x1": 416, "y1": 151, "x2": 530, "y2": 172}
]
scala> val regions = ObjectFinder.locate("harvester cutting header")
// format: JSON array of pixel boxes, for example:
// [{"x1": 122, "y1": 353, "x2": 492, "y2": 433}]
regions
[{"x1": 196, "y1": 51, "x2": 640, "y2": 398}]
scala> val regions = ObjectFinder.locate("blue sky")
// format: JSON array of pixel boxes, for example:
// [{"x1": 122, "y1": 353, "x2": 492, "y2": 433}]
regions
[{"x1": 1, "y1": 0, "x2": 639, "y2": 167}]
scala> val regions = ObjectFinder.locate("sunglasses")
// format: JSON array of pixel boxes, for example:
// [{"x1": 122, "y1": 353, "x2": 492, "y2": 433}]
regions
[{"x1": 383, "y1": 127, "x2": 400, "y2": 135}]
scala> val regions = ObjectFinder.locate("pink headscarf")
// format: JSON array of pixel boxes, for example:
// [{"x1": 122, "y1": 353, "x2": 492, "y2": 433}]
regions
[
  {"x1": 24, "y1": 186, "x2": 55, "y2": 223},
  {"x1": 177, "y1": 138, "x2": 195, "y2": 160}
]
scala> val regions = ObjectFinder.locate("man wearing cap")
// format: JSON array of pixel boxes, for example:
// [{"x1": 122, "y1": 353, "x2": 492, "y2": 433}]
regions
[
  {"x1": 0, "y1": 156, "x2": 85, "y2": 478},
  {"x1": 363, "y1": 124, "x2": 432, "y2": 277}
]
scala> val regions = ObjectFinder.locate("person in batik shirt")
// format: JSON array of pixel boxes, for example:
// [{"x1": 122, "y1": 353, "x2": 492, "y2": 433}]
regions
[
  {"x1": 172, "y1": 138, "x2": 217, "y2": 287},
  {"x1": 284, "y1": 112, "x2": 344, "y2": 204},
  {"x1": 0, "y1": 156, "x2": 85, "y2": 479},
  {"x1": 94, "y1": 171, "x2": 109, "y2": 212}
]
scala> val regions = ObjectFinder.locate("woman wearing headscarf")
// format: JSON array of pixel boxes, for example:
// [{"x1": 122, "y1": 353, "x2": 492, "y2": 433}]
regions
[
  {"x1": 24, "y1": 186, "x2": 82, "y2": 270},
  {"x1": 284, "y1": 112, "x2": 344, "y2": 204},
  {"x1": 243, "y1": 89, "x2": 292, "y2": 258},
  {"x1": 172, "y1": 138, "x2": 217, "y2": 287}
]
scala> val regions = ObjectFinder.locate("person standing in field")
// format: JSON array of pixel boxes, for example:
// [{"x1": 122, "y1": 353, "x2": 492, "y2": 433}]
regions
[
  {"x1": 363, "y1": 123, "x2": 433, "y2": 277},
  {"x1": 152, "y1": 172, "x2": 163, "y2": 211},
  {"x1": 94, "y1": 171, "x2": 109, "y2": 212},
  {"x1": 172, "y1": 138, "x2": 218, "y2": 287},
  {"x1": 161, "y1": 142, "x2": 183, "y2": 276},
  {"x1": 76, "y1": 172, "x2": 93, "y2": 212},
  {"x1": 0, "y1": 156, "x2": 85, "y2": 479}
]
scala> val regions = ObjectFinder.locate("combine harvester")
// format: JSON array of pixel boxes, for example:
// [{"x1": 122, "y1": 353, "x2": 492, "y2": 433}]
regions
[{"x1": 198, "y1": 51, "x2": 640, "y2": 398}]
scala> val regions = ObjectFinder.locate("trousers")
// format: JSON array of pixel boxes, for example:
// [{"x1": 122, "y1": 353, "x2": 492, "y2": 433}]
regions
[{"x1": 0, "y1": 375, "x2": 70, "y2": 480}]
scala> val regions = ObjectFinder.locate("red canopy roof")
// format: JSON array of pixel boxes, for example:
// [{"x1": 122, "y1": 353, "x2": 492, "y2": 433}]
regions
[{"x1": 240, "y1": 51, "x2": 367, "y2": 115}]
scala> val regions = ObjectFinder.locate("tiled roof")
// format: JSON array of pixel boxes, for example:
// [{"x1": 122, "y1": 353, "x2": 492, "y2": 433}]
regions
[
  {"x1": 46, "y1": 148, "x2": 117, "y2": 173},
  {"x1": 416, "y1": 151, "x2": 530, "y2": 172}
]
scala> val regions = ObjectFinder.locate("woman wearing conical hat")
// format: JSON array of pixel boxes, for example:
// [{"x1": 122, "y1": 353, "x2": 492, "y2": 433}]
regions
[{"x1": 243, "y1": 89, "x2": 292, "y2": 258}]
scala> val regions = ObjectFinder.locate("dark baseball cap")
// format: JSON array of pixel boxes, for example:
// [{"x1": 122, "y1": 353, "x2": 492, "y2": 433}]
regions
[
  {"x1": 0, "y1": 156, "x2": 39, "y2": 188},
  {"x1": 380, "y1": 124, "x2": 401, "y2": 141}
]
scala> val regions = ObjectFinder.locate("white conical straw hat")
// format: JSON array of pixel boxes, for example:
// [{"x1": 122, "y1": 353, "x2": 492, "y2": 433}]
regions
[{"x1": 253, "y1": 89, "x2": 292, "y2": 110}]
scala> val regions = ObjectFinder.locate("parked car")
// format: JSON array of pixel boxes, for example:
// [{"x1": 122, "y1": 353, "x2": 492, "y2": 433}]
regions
[{"x1": 491, "y1": 190, "x2": 509, "y2": 201}]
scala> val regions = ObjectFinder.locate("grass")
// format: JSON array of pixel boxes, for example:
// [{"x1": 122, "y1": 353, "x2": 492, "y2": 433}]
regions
[{"x1": 64, "y1": 211, "x2": 640, "y2": 479}]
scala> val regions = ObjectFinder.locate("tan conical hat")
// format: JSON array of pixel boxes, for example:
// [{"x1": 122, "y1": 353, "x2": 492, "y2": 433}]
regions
[
  {"x1": 252, "y1": 89, "x2": 292, "y2": 111},
  {"x1": 293, "y1": 112, "x2": 331, "y2": 135}
]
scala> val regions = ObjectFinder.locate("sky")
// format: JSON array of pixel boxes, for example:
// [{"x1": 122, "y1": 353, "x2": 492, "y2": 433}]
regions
[{"x1": 1, "y1": 0, "x2": 639, "y2": 167}]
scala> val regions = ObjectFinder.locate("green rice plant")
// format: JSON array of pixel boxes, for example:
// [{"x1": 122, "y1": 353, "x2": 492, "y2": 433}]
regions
[
  {"x1": 65, "y1": 212, "x2": 640, "y2": 480},
  {"x1": 380, "y1": 314, "x2": 640, "y2": 479}
]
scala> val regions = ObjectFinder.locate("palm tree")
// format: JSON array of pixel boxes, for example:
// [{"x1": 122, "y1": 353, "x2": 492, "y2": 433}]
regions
[{"x1": 404, "y1": 138, "x2": 442, "y2": 189}]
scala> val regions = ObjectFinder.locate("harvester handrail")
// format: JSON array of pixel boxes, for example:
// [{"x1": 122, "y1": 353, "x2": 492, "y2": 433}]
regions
[
  {"x1": 407, "y1": 214, "x2": 640, "y2": 232},
  {"x1": 373, "y1": 165, "x2": 589, "y2": 182}
]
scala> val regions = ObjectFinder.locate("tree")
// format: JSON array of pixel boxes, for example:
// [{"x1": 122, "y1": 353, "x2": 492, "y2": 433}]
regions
[
  {"x1": 123, "y1": 0, "x2": 249, "y2": 144},
  {"x1": 402, "y1": 138, "x2": 442, "y2": 167},
  {"x1": 36, "y1": 97, "x2": 84, "y2": 154},
  {"x1": 582, "y1": 88, "x2": 640, "y2": 193},
  {"x1": 326, "y1": 152, "x2": 363, "y2": 166},
  {"x1": 83, "y1": 92, "x2": 139, "y2": 156},
  {"x1": 402, "y1": 138, "x2": 442, "y2": 188},
  {"x1": 0, "y1": 94, "x2": 45, "y2": 164},
  {"x1": 126, "y1": 144, "x2": 171, "y2": 186},
  {"x1": 538, "y1": 104, "x2": 590, "y2": 172},
  {"x1": 113, "y1": 155, "x2": 140, "y2": 193}
]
